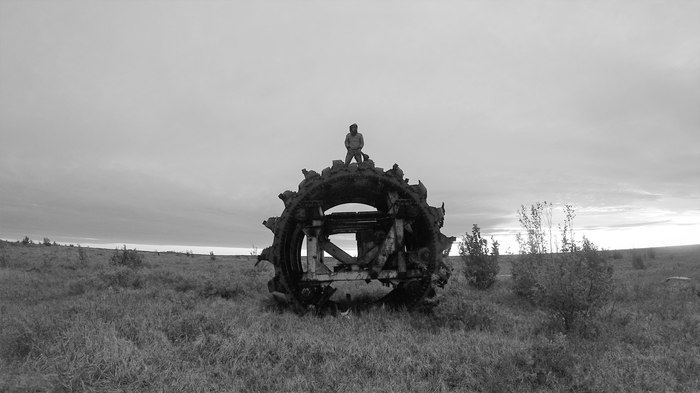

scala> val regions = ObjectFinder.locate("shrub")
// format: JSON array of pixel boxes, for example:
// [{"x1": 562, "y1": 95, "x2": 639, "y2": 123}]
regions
[
  {"x1": 42, "y1": 237, "x2": 52, "y2": 246},
  {"x1": 100, "y1": 267, "x2": 142, "y2": 288},
  {"x1": 512, "y1": 202, "x2": 614, "y2": 331},
  {"x1": 544, "y1": 239, "x2": 612, "y2": 329},
  {"x1": 513, "y1": 238, "x2": 613, "y2": 330},
  {"x1": 646, "y1": 248, "x2": 656, "y2": 260},
  {"x1": 632, "y1": 253, "x2": 646, "y2": 270},
  {"x1": 110, "y1": 245, "x2": 143, "y2": 269},
  {"x1": 511, "y1": 253, "x2": 545, "y2": 299},
  {"x1": 459, "y1": 224, "x2": 500, "y2": 289},
  {"x1": 77, "y1": 246, "x2": 88, "y2": 266},
  {"x1": 21, "y1": 236, "x2": 32, "y2": 246}
]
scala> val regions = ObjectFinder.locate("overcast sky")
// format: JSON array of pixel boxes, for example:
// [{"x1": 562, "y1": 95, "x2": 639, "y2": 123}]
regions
[{"x1": 1, "y1": 1, "x2": 699, "y2": 254}]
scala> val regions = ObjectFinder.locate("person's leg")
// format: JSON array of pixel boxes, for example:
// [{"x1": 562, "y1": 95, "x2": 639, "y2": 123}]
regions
[
  {"x1": 345, "y1": 150, "x2": 353, "y2": 165},
  {"x1": 354, "y1": 150, "x2": 363, "y2": 163}
]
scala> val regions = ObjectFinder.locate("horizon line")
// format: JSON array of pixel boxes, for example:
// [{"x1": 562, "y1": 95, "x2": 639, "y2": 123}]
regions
[{"x1": 3, "y1": 237, "x2": 699, "y2": 257}]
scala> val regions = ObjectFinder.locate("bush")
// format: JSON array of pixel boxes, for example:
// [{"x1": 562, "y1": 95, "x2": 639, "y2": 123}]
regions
[
  {"x1": 100, "y1": 267, "x2": 142, "y2": 288},
  {"x1": 512, "y1": 238, "x2": 613, "y2": 330},
  {"x1": 459, "y1": 224, "x2": 499, "y2": 289},
  {"x1": 42, "y1": 237, "x2": 52, "y2": 246},
  {"x1": 513, "y1": 202, "x2": 614, "y2": 331},
  {"x1": 511, "y1": 253, "x2": 545, "y2": 299},
  {"x1": 77, "y1": 246, "x2": 88, "y2": 266},
  {"x1": 21, "y1": 236, "x2": 32, "y2": 246},
  {"x1": 632, "y1": 253, "x2": 646, "y2": 270},
  {"x1": 110, "y1": 245, "x2": 143, "y2": 269},
  {"x1": 646, "y1": 248, "x2": 656, "y2": 260}
]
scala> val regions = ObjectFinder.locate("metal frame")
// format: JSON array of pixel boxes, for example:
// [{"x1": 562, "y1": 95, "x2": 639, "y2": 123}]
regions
[{"x1": 299, "y1": 194, "x2": 414, "y2": 283}]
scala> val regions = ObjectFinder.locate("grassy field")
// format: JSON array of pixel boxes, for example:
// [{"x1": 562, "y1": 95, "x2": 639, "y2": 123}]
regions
[{"x1": 1, "y1": 240, "x2": 699, "y2": 392}]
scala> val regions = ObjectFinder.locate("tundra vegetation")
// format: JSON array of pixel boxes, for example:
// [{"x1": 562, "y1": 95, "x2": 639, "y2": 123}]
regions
[{"x1": 1, "y1": 235, "x2": 699, "y2": 392}]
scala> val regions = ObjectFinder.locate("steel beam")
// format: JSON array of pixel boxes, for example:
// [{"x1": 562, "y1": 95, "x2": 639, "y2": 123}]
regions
[
  {"x1": 303, "y1": 220, "x2": 323, "y2": 279},
  {"x1": 321, "y1": 240, "x2": 356, "y2": 265},
  {"x1": 300, "y1": 269, "x2": 423, "y2": 282}
]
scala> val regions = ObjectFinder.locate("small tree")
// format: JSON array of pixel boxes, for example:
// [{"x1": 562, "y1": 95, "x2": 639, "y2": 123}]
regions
[
  {"x1": 511, "y1": 203, "x2": 614, "y2": 331},
  {"x1": 559, "y1": 204, "x2": 577, "y2": 252},
  {"x1": 459, "y1": 224, "x2": 500, "y2": 289},
  {"x1": 516, "y1": 202, "x2": 551, "y2": 254}
]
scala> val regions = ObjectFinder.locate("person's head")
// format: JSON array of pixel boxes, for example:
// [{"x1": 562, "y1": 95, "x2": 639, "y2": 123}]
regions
[{"x1": 349, "y1": 123, "x2": 358, "y2": 135}]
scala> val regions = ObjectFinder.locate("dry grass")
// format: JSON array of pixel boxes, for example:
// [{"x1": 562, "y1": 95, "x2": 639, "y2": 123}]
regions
[{"x1": 1, "y1": 240, "x2": 699, "y2": 392}]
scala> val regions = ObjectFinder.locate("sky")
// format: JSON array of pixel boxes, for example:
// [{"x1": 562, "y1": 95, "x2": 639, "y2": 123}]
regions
[{"x1": 1, "y1": 1, "x2": 699, "y2": 255}]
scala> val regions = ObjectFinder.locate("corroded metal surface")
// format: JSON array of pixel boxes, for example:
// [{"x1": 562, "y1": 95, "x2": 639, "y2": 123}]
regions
[{"x1": 258, "y1": 159, "x2": 454, "y2": 311}]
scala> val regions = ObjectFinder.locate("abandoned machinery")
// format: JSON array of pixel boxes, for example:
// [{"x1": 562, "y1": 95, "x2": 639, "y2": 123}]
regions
[{"x1": 257, "y1": 158, "x2": 455, "y2": 311}]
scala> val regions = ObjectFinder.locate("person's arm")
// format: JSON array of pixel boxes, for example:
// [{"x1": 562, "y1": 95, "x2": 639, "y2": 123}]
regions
[
  {"x1": 345, "y1": 134, "x2": 350, "y2": 149},
  {"x1": 359, "y1": 134, "x2": 364, "y2": 149}
]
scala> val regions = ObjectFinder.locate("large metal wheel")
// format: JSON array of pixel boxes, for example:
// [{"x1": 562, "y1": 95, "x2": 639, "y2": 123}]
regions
[{"x1": 258, "y1": 159, "x2": 453, "y2": 311}]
